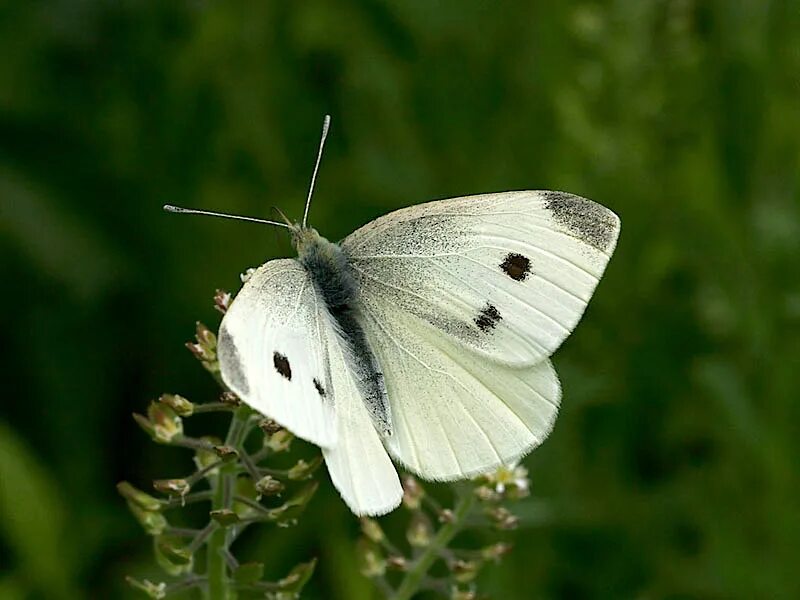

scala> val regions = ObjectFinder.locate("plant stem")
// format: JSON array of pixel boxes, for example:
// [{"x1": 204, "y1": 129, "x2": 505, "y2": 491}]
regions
[
  {"x1": 205, "y1": 406, "x2": 251, "y2": 600},
  {"x1": 390, "y1": 491, "x2": 476, "y2": 600}
]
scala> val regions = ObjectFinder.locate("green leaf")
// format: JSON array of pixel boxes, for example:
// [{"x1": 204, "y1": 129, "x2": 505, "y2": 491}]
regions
[{"x1": 0, "y1": 421, "x2": 78, "y2": 599}]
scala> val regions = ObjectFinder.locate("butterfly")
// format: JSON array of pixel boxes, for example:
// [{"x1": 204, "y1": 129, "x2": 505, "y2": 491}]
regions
[{"x1": 166, "y1": 116, "x2": 620, "y2": 516}]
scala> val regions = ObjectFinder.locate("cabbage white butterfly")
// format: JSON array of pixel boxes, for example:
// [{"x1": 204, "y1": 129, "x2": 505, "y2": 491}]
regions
[{"x1": 166, "y1": 116, "x2": 620, "y2": 515}]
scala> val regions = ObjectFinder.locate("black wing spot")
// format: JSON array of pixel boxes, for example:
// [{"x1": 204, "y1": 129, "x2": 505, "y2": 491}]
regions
[
  {"x1": 313, "y1": 378, "x2": 326, "y2": 398},
  {"x1": 273, "y1": 352, "x2": 292, "y2": 380},
  {"x1": 500, "y1": 252, "x2": 531, "y2": 281},
  {"x1": 475, "y1": 303, "x2": 502, "y2": 332}
]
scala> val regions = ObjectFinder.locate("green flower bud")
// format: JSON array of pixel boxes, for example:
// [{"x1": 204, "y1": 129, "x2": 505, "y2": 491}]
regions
[
  {"x1": 277, "y1": 558, "x2": 317, "y2": 595},
  {"x1": 158, "y1": 393, "x2": 194, "y2": 417},
  {"x1": 357, "y1": 539, "x2": 385, "y2": 578},
  {"x1": 154, "y1": 535, "x2": 193, "y2": 576},
  {"x1": 266, "y1": 429, "x2": 293, "y2": 452},
  {"x1": 406, "y1": 512, "x2": 433, "y2": 547},
  {"x1": 126, "y1": 501, "x2": 168, "y2": 536},
  {"x1": 481, "y1": 542, "x2": 513, "y2": 562},
  {"x1": 146, "y1": 402, "x2": 183, "y2": 444},
  {"x1": 258, "y1": 418, "x2": 283, "y2": 435},
  {"x1": 219, "y1": 391, "x2": 241, "y2": 406},
  {"x1": 450, "y1": 559, "x2": 479, "y2": 583},
  {"x1": 153, "y1": 479, "x2": 190, "y2": 497},
  {"x1": 213, "y1": 289, "x2": 231, "y2": 314},
  {"x1": 486, "y1": 506, "x2": 519, "y2": 530},
  {"x1": 287, "y1": 455, "x2": 323, "y2": 480},
  {"x1": 126, "y1": 577, "x2": 166, "y2": 599},
  {"x1": 210, "y1": 508, "x2": 240, "y2": 526},
  {"x1": 193, "y1": 436, "x2": 223, "y2": 475},
  {"x1": 386, "y1": 555, "x2": 408, "y2": 571},
  {"x1": 402, "y1": 475, "x2": 424, "y2": 510},
  {"x1": 117, "y1": 481, "x2": 162, "y2": 512},
  {"x1": 233, "y1": 562, "x2": 264, "y2": 584},
  {"x1": 213, "y1": 445, "x2": 239, "y2": 462},
  {"x1": 360, "y1": 517, "x2": 385, "y2": 543},
  {"x1": 450, "y1": 587, "x2": 477, "y2": 600},
  {"x1": 255, "y1": 475, "x2": 285, "y2": 497}
]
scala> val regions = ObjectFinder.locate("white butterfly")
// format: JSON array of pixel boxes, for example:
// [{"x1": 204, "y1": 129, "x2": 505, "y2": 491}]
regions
[{"x1": 166, "y1": 116, "x2": 620, "y2": 516}]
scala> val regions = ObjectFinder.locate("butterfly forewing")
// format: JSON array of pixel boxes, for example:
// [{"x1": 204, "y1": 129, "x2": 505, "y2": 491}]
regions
[
  {"x1": 218, "y1": 259, "x2": 336, "y2": 447},
  {"x1": 342, "y1": 191, "x2": 620, "y2": 367},
  {"x1": 218, "y1": 258, "x2": 402, "y2": 515}
]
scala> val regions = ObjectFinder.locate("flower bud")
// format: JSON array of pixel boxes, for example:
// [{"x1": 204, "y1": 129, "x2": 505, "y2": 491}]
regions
[
  {"x1": 153, "y1": 479, "x2": 190, "y2": 497},
  {"x1": 154, "y1": 535, "x2": 193, "y2": 576},
  {"x1": 157, "y1": 393, "x2": 194, "y2": 417},
  {"x1": 195, "y1": 321, "x2": 216, "y2": 351},
  {"x1": 473, "y1": 485, "x2": 501, "y2": 503},
  {"x1": 407, "y1": 512, "x2": 433, "y2": 547},
  {"x1": 357, "y1": 540, "x2": 386, "y2": 577},
  {"x1": 481, "y1": 542, "x2": 513, "y2": 562},
  {"x1": 126, "y1": 501, "x2": 168, "y2": 536},
  {"x1": 126, "y1": 577, "x2": 167, "y2": 599},
  {"x1": 213, "y1": 289, "x2": 232, "y2": 314},
  {"x1": 386, "y1": 555, "x2": 408, "y2": 571},
  {"x1": 277, "y1": 559, "x2": 317, "y2": 594},
  {"x1": 117, "y1": 481, "x2": 162, "y2": 512},
  {"x1": 287, "y1": 455, "x2": 323, "y2": 480},
  {"x1": 265, "y1": 429, "x2": 293, "y2": 452},
  {"x1": 213, "y1": 445, "x2": 239, "y2": 462},
  {"x1": 193, "y1": 436, "x2": 223, "y2": 474},
  {"x1": 450, "y1": 559, "x2": 479, "y2": 583},
  {"x1": 450, "y1": 587, "x2": 477, "y2": 600},
  {"x1": 233, "y1": 562, "x2": 264, "y2": 584},
  {"x1": 360, "y1": 517, "x2": 385, "y2": 543},
  {"x1": 219, "y1": 391, "x2": 241, "y2": 406},
  {"x1": 146, "y1": 402, "x2": 183, "y2": 444},
  {"x1": 210, "y1": 508, "x2": 240, "y2": 526},
  {"x1": 258, "y1": 418, "x2": 282, "y2": 434},
  {"x1": 486, "y1": 506, "x2": 519, "y2": 530},
  {"x1": 402, "y1": 475, "x2": 424, "y2": 510},
  {"x1": 438, "y1": 508, "x2": 455, "y2": 524},
  {"x1": 255, "y1": 475, "x2": 285, "y2": 497}
]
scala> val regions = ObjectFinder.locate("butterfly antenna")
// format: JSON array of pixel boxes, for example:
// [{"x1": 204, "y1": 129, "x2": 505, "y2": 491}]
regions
[
  {"x1": 163, "y1": 205, "x2": 292, "y2": 229},
  {"x1": 302, "y1": 114, "x2": 331, "y2": 228}
]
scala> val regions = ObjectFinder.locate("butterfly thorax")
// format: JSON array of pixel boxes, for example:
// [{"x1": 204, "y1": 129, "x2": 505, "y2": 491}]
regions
[
  {"x1": 293, "y1": 228, "x2": 357, "y2": 309},
  {"x1": 293, "y1": 227, "x2": 392, "y2": 436}
]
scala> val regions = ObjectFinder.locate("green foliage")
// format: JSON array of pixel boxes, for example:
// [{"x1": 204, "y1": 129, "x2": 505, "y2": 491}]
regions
[{"x1": 1, "y1": 1, "x2": 799, "y2": 598}]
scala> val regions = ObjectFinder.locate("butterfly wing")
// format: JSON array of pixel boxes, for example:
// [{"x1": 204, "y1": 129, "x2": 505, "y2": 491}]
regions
[
  {"x1": 341, "y1": 191, "x2": 620, "y2": 367},
  {"x1": 218, "y1": 258, "x2": 402, "y2": 514},
  {"x1": 320, "y1": 318, "x2": 403, "y2": 515},
  {"x1": 218, "y1": 259, "x2": 336, "y2": 447},
  {"x1": 358, "y1": 296, "x2": 561, "y2": 479},
  {"x1": 342, "y1": 191, "x2": 618, "y2": 479}
]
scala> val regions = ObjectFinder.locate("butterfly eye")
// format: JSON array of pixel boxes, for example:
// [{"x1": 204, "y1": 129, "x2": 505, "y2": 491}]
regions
[
  {"x1": 475, "y1": 303, "x2": 502, "y2": 332},
  {"x1": 272, "y1": 352, "x2": 292, "y2": 380},
  {"x1": 499, "y1": 252, "x2": 531, "y2": 281}
]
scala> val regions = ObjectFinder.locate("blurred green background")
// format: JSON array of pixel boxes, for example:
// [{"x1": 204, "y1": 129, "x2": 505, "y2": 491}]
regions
[{"x1": 2, "y1": 1, "x2": 799, "y2": 598}]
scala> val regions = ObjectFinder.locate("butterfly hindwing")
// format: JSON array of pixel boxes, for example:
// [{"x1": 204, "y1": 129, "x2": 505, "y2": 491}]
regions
[
  {"x1": 320, "y1": 320, "x2": 403, "y2": 515},
  {"x1": 342, "y1": 191, "x2": 620, "y2": 367},
  {"x1": 218, "y1": 259, "x2": 336, "y2": 448},
  {"x1": 359, "y1": 296, "x2": 561, "y2": 479}
]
